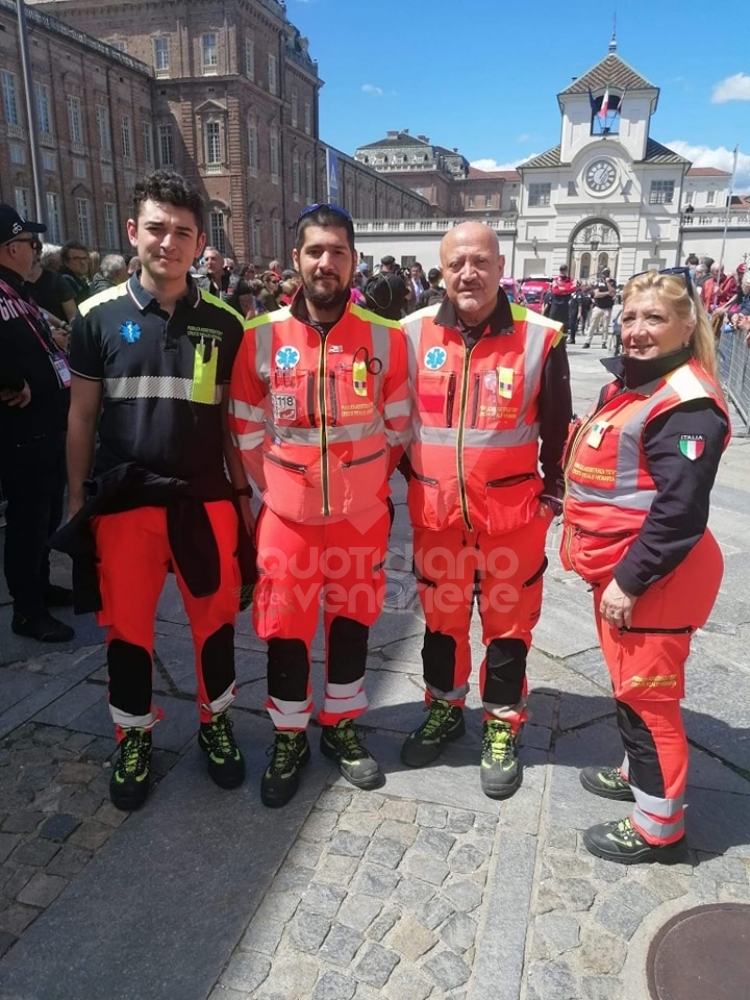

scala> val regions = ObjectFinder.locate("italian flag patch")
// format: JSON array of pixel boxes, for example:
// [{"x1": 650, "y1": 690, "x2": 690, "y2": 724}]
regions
[{"x1": 679, "y1": 434, "x2": 705, "y2": 460}]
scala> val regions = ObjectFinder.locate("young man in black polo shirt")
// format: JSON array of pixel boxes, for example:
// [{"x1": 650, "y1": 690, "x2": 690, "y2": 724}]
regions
[{"x1": 66, "y1": 171, "x2": 250, "y2": 810}]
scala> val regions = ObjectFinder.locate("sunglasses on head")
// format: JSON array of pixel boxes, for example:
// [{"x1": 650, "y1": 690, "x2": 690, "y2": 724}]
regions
[
  {"x1": 631, "y1": 265, "x2": 694, "y2": 298},
  {"x1": 296, "y1": 203, "x2": 353, "y2": 228}
]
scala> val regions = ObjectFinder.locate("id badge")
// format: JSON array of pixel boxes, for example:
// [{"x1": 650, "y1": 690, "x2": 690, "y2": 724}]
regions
[{"x1": 51, "y1": 351, "x2": 71, "y2": 388}]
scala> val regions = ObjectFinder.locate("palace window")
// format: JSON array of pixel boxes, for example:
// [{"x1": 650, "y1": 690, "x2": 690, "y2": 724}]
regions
[
  {"x1": 528, "y1": 183, "x2": 551, "y2": 207},
  {"x1": 649, "y1": 180, "x2": 674, "y2": 205}
]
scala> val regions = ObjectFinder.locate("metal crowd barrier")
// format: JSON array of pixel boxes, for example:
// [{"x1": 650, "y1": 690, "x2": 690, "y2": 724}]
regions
[{"x1": 718, "y1": 328, "x2": 750, "y2": 435}]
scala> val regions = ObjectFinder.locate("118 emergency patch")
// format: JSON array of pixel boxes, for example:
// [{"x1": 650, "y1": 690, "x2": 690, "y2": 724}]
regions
[
  {"x1": 272, "y1": 393, "x2": 297, "y2": 422},
  {"x1": 679, "y1": 434, "x2": 705, "y2": 460}
]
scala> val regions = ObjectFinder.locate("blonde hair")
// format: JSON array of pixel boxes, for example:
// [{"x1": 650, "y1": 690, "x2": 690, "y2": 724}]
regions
[{"x1": 622, "y1": 270, "x2": 717, "y2": 380}]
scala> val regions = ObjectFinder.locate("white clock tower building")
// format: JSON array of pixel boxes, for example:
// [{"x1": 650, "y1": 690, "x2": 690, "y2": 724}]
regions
[{"x1": 517, "y1": 37, "x2": 689, "y2": 281}]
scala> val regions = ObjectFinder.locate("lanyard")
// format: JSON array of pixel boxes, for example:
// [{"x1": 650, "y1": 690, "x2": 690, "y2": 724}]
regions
[{"x1": 0, "y1": 277, "x2": 56, "y2": 354}]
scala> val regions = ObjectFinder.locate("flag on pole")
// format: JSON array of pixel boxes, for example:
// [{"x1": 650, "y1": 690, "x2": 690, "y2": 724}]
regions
[
  {"x1": 599, "y1": 83, "x2": 610, "y2": 121},
  {"x1": 588, "y1": 87, "x2": 596, "y2": 113},
  {"x1": 614, "y1": 84, "x2": 627, "y2": 117}
]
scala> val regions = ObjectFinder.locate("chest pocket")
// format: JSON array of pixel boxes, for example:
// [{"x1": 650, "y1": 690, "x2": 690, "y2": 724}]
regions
[
  {"x1": 329, "y1": 363, "x2": 378, "y2": 426},
  {"x1": 270, "y1": 369, "x2": 316, "y2": 428},
  {"x1": 415, "y1": 370, "x2": 458, "y2": 428},
  {"x1": 469, "y1": 366, "x2": 525, "y2": 429}
]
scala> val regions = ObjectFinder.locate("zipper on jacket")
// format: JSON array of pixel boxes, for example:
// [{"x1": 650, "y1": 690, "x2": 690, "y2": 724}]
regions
[
  {"x1": 624, "y1": 625, "x2": 694, "y2": 635},
  {"x1": 318, "y1": 340, "x2": 330, "y2": 516},
  {"x1": 470, "y1": 373, "x2": 481, "y2": 428},
  {"x1": 486, "y1": 473, "x2": 535, "y2": 488},
  {"x1": 306, "y1": 371, "x2": 316, "y2": 426},
  {"x1": 265, "y1": 453, "x2": 307, "y2": 473},
  {"x1": 329, "y1": 370, "x2": 339, "y2": 426},
  {"x1": 412, "y1": 470, "x2": 439, "y2": 485},
  {"x1": 573, "y1": 525, "x2": 634, "y2": 540},
  {"x1": 456, "y1": 344, "x2": 474, "y2": 531},
  {"x1": 446, "y1": 372, "x2": 456, "y2": 428},
  {"x1": 342, "y1": 448, "x2": 386, "y2": 468}
]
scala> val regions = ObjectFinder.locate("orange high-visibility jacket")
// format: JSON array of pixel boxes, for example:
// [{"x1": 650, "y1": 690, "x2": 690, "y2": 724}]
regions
[
  {"x1": 228, "y1": 300, "x2": 410, "y2": 522},
  {"x1": 561, "y1": 358, "x2": 729, "y2": 583},
  {"x1": 402, "y1": 302, "x2": 564, "y2": 533}
]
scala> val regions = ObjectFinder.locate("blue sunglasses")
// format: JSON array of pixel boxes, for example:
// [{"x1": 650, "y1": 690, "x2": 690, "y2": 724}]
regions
[{"x1": 296, "y1": 203, "x2": 352, "y2": 228}]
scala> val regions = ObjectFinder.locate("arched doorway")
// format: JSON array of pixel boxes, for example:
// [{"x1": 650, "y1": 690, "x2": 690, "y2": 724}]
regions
[{"x1": 570, "y1": 220, "x2": 620, "y2": 282}]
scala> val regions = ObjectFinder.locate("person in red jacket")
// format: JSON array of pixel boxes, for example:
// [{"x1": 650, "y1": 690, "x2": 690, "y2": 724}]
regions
[
  {"x1": 229, "y1": 204, "x2": 410, "y2": 807},
  {"x1": 562, "y1": 266, "x2": 729, "y2": 864},
  {"x1": 399, "y1": 221, "x2": 572, "y2": 799}
]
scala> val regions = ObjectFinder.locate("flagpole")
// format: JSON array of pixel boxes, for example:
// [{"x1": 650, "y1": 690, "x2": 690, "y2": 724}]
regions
[
  {"x1": 716, "y1": 144, "x2": 739, "y2": 299},
  {"x1": 16, "y1": 0, "x2": 46, "y2": 227}
]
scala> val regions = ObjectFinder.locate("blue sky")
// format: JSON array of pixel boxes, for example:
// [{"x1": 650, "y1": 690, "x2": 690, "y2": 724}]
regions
[{"x1": 288, "y1": 0, "x2": 750, "y2": 189}]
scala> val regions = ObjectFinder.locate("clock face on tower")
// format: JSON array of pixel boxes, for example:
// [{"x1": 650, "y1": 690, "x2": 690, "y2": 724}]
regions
[{"x1": 585, "y1": 159, "x2": 617, "y2": 193}]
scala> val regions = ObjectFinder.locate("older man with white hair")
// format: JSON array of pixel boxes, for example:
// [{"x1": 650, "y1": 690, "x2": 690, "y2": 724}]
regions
[{"x1": 400, "y1": 221, "x2": 572, "y2": 799}]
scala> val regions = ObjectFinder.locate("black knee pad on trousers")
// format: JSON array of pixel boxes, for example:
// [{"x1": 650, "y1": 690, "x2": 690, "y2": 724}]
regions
[
  {"x1": 483, "y1": 638, "x2": 528, "y2": 707},
  {"x1": 201, "y1": 623, "x2": 236, "y2": 703},
  {"x1": 616, "y1": 699, "x2": 664, "y2": 797},
  {"x1": 328, "y1": 616, "x2": 369, "y2": 685},
  {"x1": 267, "y1": 637, "x2": 310, "y2": 702},
  {"x1": 108, "y1": 639, "x2": 152, "y2": 717},
  {"x1": 422, "y1": 628, "x2": 457, "y2": 693}
]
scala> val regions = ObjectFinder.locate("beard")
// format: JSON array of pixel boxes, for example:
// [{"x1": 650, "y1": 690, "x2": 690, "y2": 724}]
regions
[{"x1": 302, "y1": 273, "x2": 350, "y2": 312}]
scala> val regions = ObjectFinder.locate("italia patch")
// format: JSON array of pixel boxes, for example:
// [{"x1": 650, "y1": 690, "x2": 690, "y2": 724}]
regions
[
  {"x1": 497, "y1": 366, "x2": 514, "y2": 400},
  {"x1": 120, "y1": 320, "x2": 141, "y2": 343},
  {"x1": 275, "y1": 346, "x2": 300, "y2": 369},
  {"x1": 586, "y1": 420, "x2": 609, "y2": 449},
  {"x1": 352, "y1": 359, "x2": 368, "y2": 396},
  {"x1": 424, "y1": 347, "x2": 447, "y2": 371},
  {"x1": 679, "y1": 434, "x2": 705, "y2": 460}
]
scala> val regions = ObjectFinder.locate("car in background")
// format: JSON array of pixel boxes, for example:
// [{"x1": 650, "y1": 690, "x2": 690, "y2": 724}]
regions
[
  {"x1": 520, "y1": 277, "x2": 553, "y2": 314},
  {"x1": 499, "y1": 277, "x2": 525, "y2": 305}
]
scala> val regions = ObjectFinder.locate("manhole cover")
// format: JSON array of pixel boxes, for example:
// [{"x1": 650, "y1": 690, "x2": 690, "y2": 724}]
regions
[{"x1": 647, "y1": 903, "x2": 750, "y2": 1000}]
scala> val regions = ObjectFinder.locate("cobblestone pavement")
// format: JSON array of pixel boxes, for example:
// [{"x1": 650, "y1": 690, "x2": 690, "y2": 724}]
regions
[
  {"x1": 0, "y1": 345, "x2": 749, "y2": 1000},
  {"x1": 215, "y1": 790, "x2": 496, "y2": 1000}
]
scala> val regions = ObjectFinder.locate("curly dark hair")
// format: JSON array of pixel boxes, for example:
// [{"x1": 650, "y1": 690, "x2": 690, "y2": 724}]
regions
[{"x1": 132, "y1": 170, "x2": 204, "y2": 233}]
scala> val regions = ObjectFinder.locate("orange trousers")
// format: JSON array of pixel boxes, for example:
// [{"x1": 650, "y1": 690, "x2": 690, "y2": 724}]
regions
[
  {"x1": 253, "y1": 503, "x2": 390, "y2": 729},
  {"x1": 413, "y1": 505, "x2": 552, "y2": 729},
  {"x1": 594, "y1": 530, "x2": 723, "y2": 845},
  {"x1": 92, "y1": 502, "x2": 240, "y2": 735}
]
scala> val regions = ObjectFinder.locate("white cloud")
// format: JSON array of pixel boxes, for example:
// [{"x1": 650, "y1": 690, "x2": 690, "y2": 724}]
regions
[
  {"x1": 361, "y1": 84, "x2": 383, "y2": 97},
  {"x1": 517, "y1": 133, "x2": 531, "y2": 143},
  {"x1": 667, "y1": 141, "x2": 750, "y2": 190},
  {"x1": 711, "y1": 73, "x2": 750, "y2": 103},
  {"x1": 470, "y1": 155, "x2": 538, "y2": 172}
]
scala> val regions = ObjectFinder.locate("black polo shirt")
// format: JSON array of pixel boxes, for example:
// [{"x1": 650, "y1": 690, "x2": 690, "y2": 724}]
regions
[{"x1": 69, "y1": 272, "x2": 243, "y2": 492}]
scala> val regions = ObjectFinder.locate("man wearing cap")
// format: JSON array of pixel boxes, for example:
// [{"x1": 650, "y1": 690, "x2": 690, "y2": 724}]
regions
[
  {"x1": 582, "y1": 267, "x2": 616, "y2": 348},
  {"x1": 0, "y1": 205, "x2": 74, "y2": 642},
  {"x1": 400, "y1": 221, "x2": 571, "y2": 799},
  {"x1": 418, "y1": 268, "x2": 445, "y2": 309},
  {"x1": 364, "y1": 255, "x2": 408, "y2": 321}
]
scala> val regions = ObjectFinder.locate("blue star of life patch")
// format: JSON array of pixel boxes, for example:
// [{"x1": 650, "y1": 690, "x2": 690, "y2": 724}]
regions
[
  {"x1": 424, "y1": 346, "x2": 447, "y2": 370},
  {"x1": 119, "y1": 320, "x2": 141, "y2": 343},
  {"x1": 275, "y1": 346, "x2": 301, "y2": 369}
]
